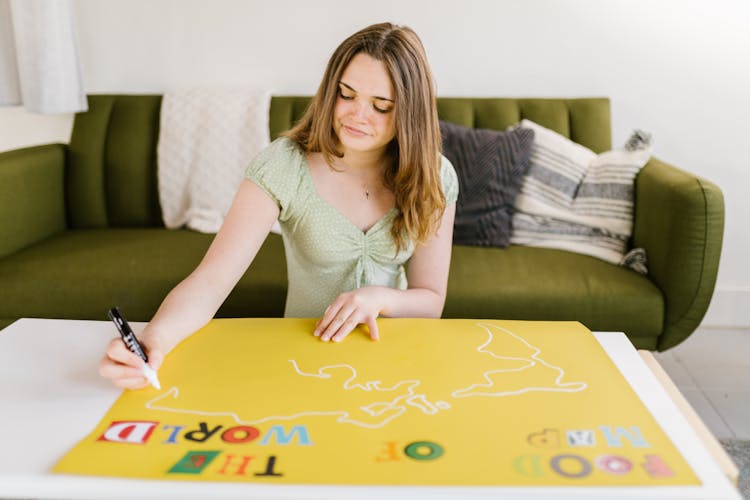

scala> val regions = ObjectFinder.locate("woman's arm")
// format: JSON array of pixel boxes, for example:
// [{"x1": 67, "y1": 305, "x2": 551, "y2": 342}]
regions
[
  {"x1": 99, "y1": 179, "x2": 280, "y2": 388},
  {"x1": 314, "y1": 202, "x2": 456, "y2": 342}
]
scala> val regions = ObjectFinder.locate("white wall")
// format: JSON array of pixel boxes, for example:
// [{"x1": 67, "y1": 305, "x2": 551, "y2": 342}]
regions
[{"x1": 1, "y1": 0, "x2": 748, "y2": 326}]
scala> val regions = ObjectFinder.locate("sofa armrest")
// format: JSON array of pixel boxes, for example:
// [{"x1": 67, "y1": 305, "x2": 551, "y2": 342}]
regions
[
  {"x1": 633, "y1": 156, "x2": 724, "y2": 350},
  {"x1": 0, "y1": 144, "x2": 67, "y2": 258}
]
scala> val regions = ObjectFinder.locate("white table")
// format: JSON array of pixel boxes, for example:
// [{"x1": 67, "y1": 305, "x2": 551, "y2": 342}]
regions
[{"x1": 0, "y1": 318, "x2": 741, "y2": 499}]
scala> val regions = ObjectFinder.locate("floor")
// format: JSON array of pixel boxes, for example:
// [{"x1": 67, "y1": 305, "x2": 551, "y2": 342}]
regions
[{"x1": 653, "y1": 326, "x2": 750, "y2": 440}]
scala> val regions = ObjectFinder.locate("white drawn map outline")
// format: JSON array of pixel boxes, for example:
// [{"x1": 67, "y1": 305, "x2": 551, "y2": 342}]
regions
[{"x1": 145, "y1": 322, "x2": 588, "y2": 429}]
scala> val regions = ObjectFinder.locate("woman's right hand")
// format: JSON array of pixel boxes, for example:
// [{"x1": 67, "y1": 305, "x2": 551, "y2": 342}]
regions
[
  {"x1": 97, "y1": 179, "x2": 280, "y2": 390},
  {"x1": 98, "y1": 331, "x2": 166, "y2": 390}
]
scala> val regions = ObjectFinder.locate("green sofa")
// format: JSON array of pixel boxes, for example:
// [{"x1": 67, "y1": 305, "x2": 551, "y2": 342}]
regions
[{"x1": 0, "y1": 95, "x2": 724, "y2": 350}]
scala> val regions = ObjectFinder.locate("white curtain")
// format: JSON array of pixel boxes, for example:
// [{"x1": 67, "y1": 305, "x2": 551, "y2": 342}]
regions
[{"x1": 0, "y1": 0, "x2": 87, "y2": 113}]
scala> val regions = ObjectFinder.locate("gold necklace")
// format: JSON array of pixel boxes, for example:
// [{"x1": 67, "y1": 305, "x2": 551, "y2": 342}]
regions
[{"x1": 328, "y1": 157, "x2": 381, "y2": 200}]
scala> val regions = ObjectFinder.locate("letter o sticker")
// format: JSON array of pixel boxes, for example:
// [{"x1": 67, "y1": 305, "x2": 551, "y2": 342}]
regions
[
  {"x1": 404, "y1": 441, "x2": 444, "y2": 461},
  {"x1": 221, "y1": 425, "x2": 260, "y2": 444},
  {"x1": 550, "y1": 454, "x2": 592, "y2": 479},
  {"x1": 596, "y1": 455, "x2": 633, "y2": 475}
]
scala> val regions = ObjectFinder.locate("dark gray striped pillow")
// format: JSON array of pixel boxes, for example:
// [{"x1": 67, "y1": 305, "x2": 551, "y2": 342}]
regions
[{"x1": 440, "y1": 121, "x2": 535, "y2": 247}]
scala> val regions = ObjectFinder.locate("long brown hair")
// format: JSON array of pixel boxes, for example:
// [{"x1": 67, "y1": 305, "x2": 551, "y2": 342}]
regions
[{"x1": 285, "y1": 22, "x2": 444, "y2": 252}]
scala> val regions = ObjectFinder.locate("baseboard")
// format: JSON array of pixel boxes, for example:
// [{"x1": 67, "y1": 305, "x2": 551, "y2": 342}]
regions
[{"x1": 700, "y1": 287, "x2": 750, "y2": 328}]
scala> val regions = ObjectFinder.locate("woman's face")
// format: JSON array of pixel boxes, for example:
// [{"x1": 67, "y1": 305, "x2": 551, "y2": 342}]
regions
[{"x1": 333, "y1": 52, "x2": 397, "y2": 157}]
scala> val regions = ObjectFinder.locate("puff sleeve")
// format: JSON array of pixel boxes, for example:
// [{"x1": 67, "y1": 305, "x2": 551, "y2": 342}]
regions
[
  {"x1": 440, "y1": 154, "x2": 459, "y2": 204},
  {"x1": 245, "y1": 138, "x2": 305, "y2": 222}
]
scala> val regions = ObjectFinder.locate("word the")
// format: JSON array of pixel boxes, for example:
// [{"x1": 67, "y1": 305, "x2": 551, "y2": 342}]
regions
[{"x1": 168, "y1": 450, "x2": 284, "y2": 478}]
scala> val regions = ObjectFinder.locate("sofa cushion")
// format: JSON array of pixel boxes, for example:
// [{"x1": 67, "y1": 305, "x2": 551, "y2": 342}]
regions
[
  {"x1": 440, "y1": 120, "x2": 534, "y2": 247},
  {"x1": 443, "y1": 244, "x2": 664, "y2": 349},
  {"x1": 68, "y1": 95, "x2": 164, "y2": 228},
  {"x1": 510, "y1": 119, "x2": 651, "y2": 265},
  {"x1": 435, "y1": 98, "x2": 612, "y2": 153},
  {"x1": 0, "y1": 229, "x2": 287, "y2": 324}
]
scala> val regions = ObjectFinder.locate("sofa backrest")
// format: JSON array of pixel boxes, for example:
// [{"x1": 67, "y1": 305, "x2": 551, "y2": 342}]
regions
[{"x1": 66, "y1": 95, "x2": 610, "y2": 229}]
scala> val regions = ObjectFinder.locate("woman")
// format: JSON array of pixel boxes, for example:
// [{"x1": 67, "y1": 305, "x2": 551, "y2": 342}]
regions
[{"x1": 100, "y1": 22, "x2": 458, "y2": 389}]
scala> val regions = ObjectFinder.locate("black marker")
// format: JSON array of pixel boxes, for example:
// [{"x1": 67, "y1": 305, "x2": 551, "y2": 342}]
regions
[{"x1": 108, "y1": 307, "x2": 161, "y2": 389}]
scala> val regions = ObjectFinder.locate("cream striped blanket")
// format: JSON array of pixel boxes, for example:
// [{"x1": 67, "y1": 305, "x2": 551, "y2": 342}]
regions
[{"x1": 510, "y1": 119, "x2": 651, "y2": 267}]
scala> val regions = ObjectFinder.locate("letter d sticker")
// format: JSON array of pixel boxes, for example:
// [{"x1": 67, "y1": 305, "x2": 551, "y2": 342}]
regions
[{"x1": 98, "y1": 420, "x2": 159, "y2": 444}]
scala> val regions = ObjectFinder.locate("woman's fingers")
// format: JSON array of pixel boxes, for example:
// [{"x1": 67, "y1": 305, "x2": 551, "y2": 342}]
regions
[
  {"x1": 319, "y1": 303, "x2": 357, "y2": 342},
  {"x1": 328, "y1": 311, "x2": 360, "y2": 342},
  {"x1": 112, "y1": 376, "x2": 151, "y2": 390},
  {"x1": 98, "y1": 357, "x2": 144, "y2": 379},
  {"x1": 313, "y1": 303, "x2": 337, "y2": 337},
  {"x1": 314, "y1": 289, "x2": 383, "y2": 343},
  {"x1": 313, "y1": 296, "x2": 345, "y2": 338},
  {"x1": 100, "y1": 335, "x2": 164, "y2": 389},
  {"x1": 104, "y1": 337, "x2": 143, "y2": 367},
  {"x1": 146, "y1": 348, "x2": 165, "y2": 371},
  {"x1": 366, "y1": 315, "x2": 379, "y2": 341}
]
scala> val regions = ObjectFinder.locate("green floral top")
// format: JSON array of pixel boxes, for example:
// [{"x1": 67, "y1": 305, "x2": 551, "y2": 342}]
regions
[{"x1": 246, "y1": 138, "x2": 459, "y2": 317}]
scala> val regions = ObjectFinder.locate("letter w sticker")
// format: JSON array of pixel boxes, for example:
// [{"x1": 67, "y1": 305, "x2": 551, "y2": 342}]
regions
[{"x1": 260, "y1": 425, "x2": 312, "y2": 446}]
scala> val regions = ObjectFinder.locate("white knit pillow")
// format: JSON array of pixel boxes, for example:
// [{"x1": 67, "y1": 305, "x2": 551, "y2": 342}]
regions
[
  {"x1": 158, "y1": 88, "x2": 274, "y2": 233},
  {"x1": 510, "y1": 119, "x2": 651, "y2": 265}
]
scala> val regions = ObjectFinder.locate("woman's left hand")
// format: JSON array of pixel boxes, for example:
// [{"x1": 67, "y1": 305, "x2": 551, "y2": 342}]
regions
[{"x1": 313, "y1": 287, "x2": 385, "y2": 342}]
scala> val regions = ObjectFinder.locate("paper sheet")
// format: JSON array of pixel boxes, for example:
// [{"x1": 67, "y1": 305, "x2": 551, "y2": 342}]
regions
[{"x1": 54, "y1": 318, "x2": 698, "y2": 486}]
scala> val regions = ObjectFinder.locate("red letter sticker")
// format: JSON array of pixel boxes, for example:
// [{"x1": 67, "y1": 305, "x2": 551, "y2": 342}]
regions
[{"x1": 98, "y1": 421, "x2": 158, "y2": 444}]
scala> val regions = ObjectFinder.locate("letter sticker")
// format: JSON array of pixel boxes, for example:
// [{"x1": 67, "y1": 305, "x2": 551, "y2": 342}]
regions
[
  {"x1": 527, "y1": 428, "x2": 560, "y2": 448},
  {"x1": 221, "y1": 425, "x2": 260, "y2": 444},
  {"x1": 98, "y1": 421, "x2": 158, "y2": 445},
  {"x1": 599, "y1": 426, "x2": 650, "y2": 448},
  {"x1": 642, "y1": 454, "x2": 675, "y2": 478},
  {"x1": 254, "y1": 455, "x2": 284, "y2": 477},
  {"x1": 596, "y1": 455, "x2": 633, "y2": 475},
  {"x1": 184, "y1": 422, "x2": 223, "y2": 443},
  {"x1": 513, "y1": 455, "x2": 545, "y2": 477},
  {"x1": 404, "y1": 441, "x2": 444, "y2": 461},
  {"x1": 566, "y1": 429, "x2": 595, "y2": 447},
  {"x1": 161, "y1": 424, "x2": 184, "y2": 444},
  {"x1": 375, "y1": 441, "x2": 401, "y2": 462},
  {"x1": 260, "y1": 425, "x2": 312, "y2": 446},
  {"x1": 550, "y1": 454, "x2": 592, "y2": 479},
  {"x1": 168, "y1": 450, "x2": 221, "y2": 474},
  {"x1": 217, "y1": 454, "x2": 254, "y2": 475}
]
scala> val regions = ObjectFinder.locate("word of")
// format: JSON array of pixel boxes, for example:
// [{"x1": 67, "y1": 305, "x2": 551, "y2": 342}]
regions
[{"x1": 376, "y1": 440, "x2": 445, "y2": 462}]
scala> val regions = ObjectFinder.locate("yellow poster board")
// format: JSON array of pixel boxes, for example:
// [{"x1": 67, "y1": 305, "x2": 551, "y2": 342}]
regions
[{"x1": 54, "y1": 318, "x2": 699, "y2": 487}]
